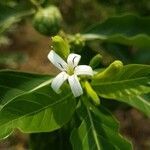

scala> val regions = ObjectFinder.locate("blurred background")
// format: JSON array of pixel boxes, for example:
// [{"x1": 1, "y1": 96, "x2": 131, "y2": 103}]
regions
[{"x1": 0, "y1": 0, "x2": 150, "y2": 150}]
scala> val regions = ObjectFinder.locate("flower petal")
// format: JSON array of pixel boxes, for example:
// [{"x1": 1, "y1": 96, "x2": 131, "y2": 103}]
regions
[
  {"x1": 67, "y1": 53, "x2": 81, "y2": 68},
  {"x1": 68, "y1": 75, "x2": 83, "y2": 97},
  {"x1": 74, "y1": 65, "x2": 93, "y2": 76},
  {"x1": 51, "y1": 72, "x2": 68, "y2": 93},
  {"x1": 48, "y1": 50, "x2": 68, "y2": 71}
]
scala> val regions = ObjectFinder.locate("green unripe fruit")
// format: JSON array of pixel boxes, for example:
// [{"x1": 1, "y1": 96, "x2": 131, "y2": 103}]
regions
[
  {"x1": 33, "y1": 6, "x2": 62, "y2": 36},
  {"x1": 52, "y1": 35, "x2": 70, "y2": 59},
  {"x1": 89, "y1": 54, "x2": 102, "y2": 69},
  {"x1": 95, "y1": 60, "x2": 123, "y2": 79}
]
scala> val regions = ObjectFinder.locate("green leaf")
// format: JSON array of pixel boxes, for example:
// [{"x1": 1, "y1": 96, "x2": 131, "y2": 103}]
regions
[
  {"x1": 0, "y1": 70, "x2": 76, "y2": 139},
  {"x1": 0, "y1": 3, "x2": 35, "y2": 34},
  {"x1": 71, "y1": 99, "x2": 132, "y2": 150},
  {"x1": 83, "y1": 14, "x2": 150, "y2": 48},
  {"x1": 92, "y1": 64, "x2": 150, "y2": 116}
]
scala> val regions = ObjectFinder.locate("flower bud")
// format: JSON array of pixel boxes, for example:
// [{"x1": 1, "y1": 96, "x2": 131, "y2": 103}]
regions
[
  {"x1": 89, "y1": 54, "x2": 102, "y2": 69},
  {"x1": 95, "y1": 60, "x2": 123, "y2": 79},
  {"x1": 52, "y1": 35, "x2": 70, "y2": 59},
  {"x1": 84, "y1": 81, "x2": 100, "y2": 105},
  {"x1": 69, "y1": 33, "x2": 85, "y2": 53},
  {"x1": 33, "y1": 6, "x2": 62, "y2": 36}
]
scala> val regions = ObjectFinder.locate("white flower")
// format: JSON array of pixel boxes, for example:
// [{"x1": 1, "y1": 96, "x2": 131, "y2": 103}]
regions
[{"x1": 48, "y1": 50, "x2": 93, "y2": 97}]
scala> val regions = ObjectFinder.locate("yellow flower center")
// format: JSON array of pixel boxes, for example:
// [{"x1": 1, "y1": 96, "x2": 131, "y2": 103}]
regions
[{"x1": 67, "y1": 66, "x2": 74, "y2": 75}]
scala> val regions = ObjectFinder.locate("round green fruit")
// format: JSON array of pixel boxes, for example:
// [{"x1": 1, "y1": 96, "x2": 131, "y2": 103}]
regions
[{"x1": 33, "y1": 6, "x2": 62, "y2": 36}]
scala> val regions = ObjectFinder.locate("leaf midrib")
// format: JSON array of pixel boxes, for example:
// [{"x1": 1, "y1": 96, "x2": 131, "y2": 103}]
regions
[
  {"x1": 83, "y1": 33, "x2": 150, "y2": 39},
  {"x1": 0, "y1": 78, "x2": 53, "y2": 107},
  {"x1": 0, "y1": 93, "x2": 73, "y2": 127},
  {"x1": 92, "y1": 77, "x2": 148, "y2": 86},
  {"x1": 87, "y1": 108, "x2": 101, "y2": 150},
  {"x1": 83, "y1": 112, "x2": 120, "y2": 150},
  {"x1": 0, "y1": 75, "x2": 74, "y2": 127}
]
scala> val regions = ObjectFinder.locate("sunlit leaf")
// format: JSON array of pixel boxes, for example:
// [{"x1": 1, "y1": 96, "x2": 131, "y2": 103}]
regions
[
  {"x1": 92, "y1": 64, "x2": 150, "y2": 116},
  {"x1": 0, "y1": 70, "x2": 76, "y2": 139},
  {"x1": 71, "y1": 100, "x2": 132, "y2": 150}
]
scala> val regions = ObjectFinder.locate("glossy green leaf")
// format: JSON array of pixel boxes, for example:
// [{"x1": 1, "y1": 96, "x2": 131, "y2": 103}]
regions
[
  {"x1": 92, "y1": 64, "x2": 150, "y2": 116},
  {"x1": 71, "y1": 99, "x2": 132, "y2": 150},
  {"x1": 83, "y1": 14, "x2": 150, "y2": 47},
  {"x1": 0, "y1": 70, "x2": 76, "y2": 139}
]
